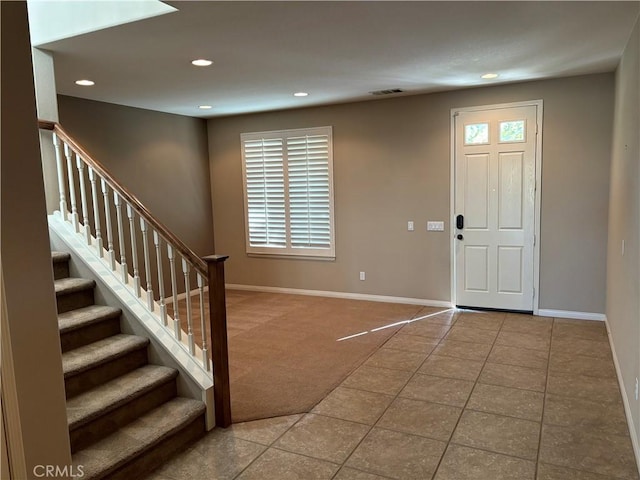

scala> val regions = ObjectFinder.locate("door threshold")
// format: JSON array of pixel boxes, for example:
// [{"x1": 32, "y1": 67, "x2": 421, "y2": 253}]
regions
[{"x1": 456, "y1": 305, "x2": 533, "y2": 315}]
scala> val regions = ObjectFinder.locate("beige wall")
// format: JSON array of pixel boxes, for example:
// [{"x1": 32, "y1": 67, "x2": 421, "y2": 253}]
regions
[
  {"x1": 57, "y1": 95, "x2": 215, "y2": 256},
  {"x1": 1, "y1": 2, "x2": 72, "y2": 476},
  {"x1": 607, "y1": 15, "x2": 640, "y2": 455},
  {"x1": 208, "y1": 73, "x2": 614, "y2": 313}
]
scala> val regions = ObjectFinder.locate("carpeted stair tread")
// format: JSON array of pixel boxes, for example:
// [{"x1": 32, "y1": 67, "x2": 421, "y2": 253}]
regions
[
  {"x1": 67, "y1": 365, "x2": 178, "y2": 430},
  {"x1": 55, "y1": 277, "x2": 96, "y2": 296},
  {"x1": 59, "y1": 305, "x2": 122, "y2": 334},
  {"x1": 63, "y1": 334, "x2": 149, "y2": 378},
  {"x1": 72, "y1": 397, "x2": 205, "y2": 480},
  {"x1": 50, "y1": 249, "x2": 206, "y2": 476},
  {"x1": 52, "y1": 251, "x2": 71, "y2": 280},
  {"x1": 52, "y1": 251, "x2": 71, "y2": 264}
]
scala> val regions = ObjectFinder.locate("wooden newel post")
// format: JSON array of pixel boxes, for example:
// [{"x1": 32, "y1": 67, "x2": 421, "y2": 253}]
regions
[{"x1": 204, "y1": 255, "x2": 231, "y2": 428}]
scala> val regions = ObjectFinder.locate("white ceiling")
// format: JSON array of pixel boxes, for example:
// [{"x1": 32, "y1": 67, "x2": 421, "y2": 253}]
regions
[
  {"x1": 27, "y1": 0, "x2": 176, "y2": 46},
  {"x1": 39, "y1": 1, "x2": 640, "y2": 118}
]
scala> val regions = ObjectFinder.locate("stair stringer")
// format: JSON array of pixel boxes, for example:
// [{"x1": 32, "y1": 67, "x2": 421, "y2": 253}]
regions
[{"x1": 48, "y1": 214, "x2": 215, "y2": 430}]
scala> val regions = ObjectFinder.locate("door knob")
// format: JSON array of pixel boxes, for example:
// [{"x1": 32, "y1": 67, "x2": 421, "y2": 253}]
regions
[{"x1": 457, "y1": 234, "x2": 464, "y2": 240}]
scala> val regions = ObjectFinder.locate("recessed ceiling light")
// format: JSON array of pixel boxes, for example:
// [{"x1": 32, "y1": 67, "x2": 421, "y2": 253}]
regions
[
  {"x1": 75, "y1": 79, "x2": 95, "y2": 86},
  {"x1": 192, "y1": 59, "x2": 213, "y2": 67},
  {"x1": 481, "y1": 73, "x2": 499, "y2": 79},
  {"x1": 199, "y1": 105, "x2": 212, "y2": 110},
  {"x1": 293, "y1": 92, "x2": 309, "y2": 97}
]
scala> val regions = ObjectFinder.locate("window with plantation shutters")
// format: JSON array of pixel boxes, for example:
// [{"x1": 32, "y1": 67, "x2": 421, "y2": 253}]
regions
[{"x1": 241, "y1": 126, "x2": 335, "y2": 258}]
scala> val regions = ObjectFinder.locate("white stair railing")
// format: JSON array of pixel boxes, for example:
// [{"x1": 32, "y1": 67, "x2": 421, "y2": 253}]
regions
[{"x1": 39, "y1": 121, "x2": 232, "y2": 427}]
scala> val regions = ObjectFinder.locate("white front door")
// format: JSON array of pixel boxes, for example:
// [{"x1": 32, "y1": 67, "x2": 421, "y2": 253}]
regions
[{"x1": 454, "y1": 104, "x2": 539, "y2": 311}]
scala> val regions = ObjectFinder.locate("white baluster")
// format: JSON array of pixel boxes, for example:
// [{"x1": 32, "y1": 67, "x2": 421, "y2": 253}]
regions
[
  {"x1": 87, "y1": 167, "x2": 103, "y2": 256},
  {"x1": 183, "y1": 258, "x2": 195, "y2": 355},
  {"x1": 53, "y1": 133, "x2": 68, "y2": 216},
  {"x1": 114, "y1": 192, "x2": 128, "y2": 284},
  {"x1": 76, "y1": 156, "x2": 91, "y2": 244},
  {"x1": 126, "y1": 204, "x2": 141, "y2": 296},
  {"x1": 168, "y1": 245, "x2": 181, "y2": 340},
  {"x1": 101, "y1": 179, "x2": 116, "y2": 270},
  {"x1": 64, "y1": 143, "x2": 79, "y2": 232},
  {"x1": 197, "y1": 272, "x2": 210, "y2": 371},
  {"x1": 154, "y1": 231, "x2": 167, "y2": 326},
  {"x1": 140, "y1": 218, "x2": 154, "y2": 311}
]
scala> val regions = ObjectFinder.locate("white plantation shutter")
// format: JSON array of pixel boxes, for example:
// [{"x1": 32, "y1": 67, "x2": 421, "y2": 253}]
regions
[
  {"x1": 241, "y1": 127, "x2": 334, "y2": 258},
  {"x1": 287, "y1": 133, "x2": 331, "y2": 249},
  {"x1": 243, "y1": 138, "x2": 286, "y2": 247}
]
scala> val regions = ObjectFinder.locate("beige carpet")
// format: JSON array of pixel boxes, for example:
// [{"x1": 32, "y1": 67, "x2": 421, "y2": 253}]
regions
[{"x1": 224, "y1": 290, "x2": 427, "y2": 423}]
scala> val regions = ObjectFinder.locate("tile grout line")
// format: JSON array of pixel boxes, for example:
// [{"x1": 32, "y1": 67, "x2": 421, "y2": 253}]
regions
[
  {"x1": 365, "y1": 320, "x2": 552, "y2": 425},
  {"x1": 430, "y1": 311, "x2": 507, "y2": 479},
  {"x1": 436, "y1": 314, "x2": 561, "y2": 474},
  {"x1": 533, "y1": 316, "x2": 554, "y2": 480},
  {"x1": 234, "y1": 311, "x2": 560, "y2": 479},
  {"x1": 232, "y1": 304, "x2": 433, "y2": 479},
  {"x1": 154, "y1": 307, "x2": 625, "y2": 480},
  {"x1": 330, "y1": 308, "x2": 462, "y2": 479},
  {"x1": 340, "y1": 310, "x2": 529, "y2": 476},
  {"x1": 324, "y1": 304, "x2": 434, "y2": 400},
  {"x1": 533, "y1": 321, "x2": 633, "y2": 480},
  {"x1": 227, "y1": 312, "x2": 544, "y2": 479},
  {"x1": 244, "y1": 305, "x2": 444, "y2": 480},
  {"x1": 426, "y1": 314, "x2": 553, "y2": 471},
  {"x1": 317, "y1": 317, "x2": 473, "y2": 474},
  {"x1": 231, "y1": 414, "x2": 309, "y2": 480}
]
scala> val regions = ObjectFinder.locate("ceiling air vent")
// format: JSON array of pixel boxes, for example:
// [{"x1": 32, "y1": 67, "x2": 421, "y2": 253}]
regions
[{"x1": 369, "y1": 88, "x2": 404, "y2": 96}]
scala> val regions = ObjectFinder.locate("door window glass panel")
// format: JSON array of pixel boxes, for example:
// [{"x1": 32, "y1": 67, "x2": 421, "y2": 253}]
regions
[
  {"x1": 499, "y1": 120, "x2": 526, "y2": 143},
  {"x1": 464, "y1": 123, "x2": 489, "y2": 145}
]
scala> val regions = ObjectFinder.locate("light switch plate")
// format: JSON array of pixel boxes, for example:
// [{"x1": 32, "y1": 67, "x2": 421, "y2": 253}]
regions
[
  {"x1": 427, "y1": 221, "x2": 445, "y2": 231},
  {"x1": 408, "y1": 221, "x2": 414, "y2": 231}
]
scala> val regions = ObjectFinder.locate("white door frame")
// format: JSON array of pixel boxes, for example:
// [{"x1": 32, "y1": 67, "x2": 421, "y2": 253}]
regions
[{"x1": 450, "y1": 100, "x2": 544, "y2": 314}]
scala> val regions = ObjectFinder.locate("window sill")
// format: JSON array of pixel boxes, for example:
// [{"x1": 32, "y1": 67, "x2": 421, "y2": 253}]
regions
[{"x1": 247, "y1": 252, "x2": 335, "y2": 261}]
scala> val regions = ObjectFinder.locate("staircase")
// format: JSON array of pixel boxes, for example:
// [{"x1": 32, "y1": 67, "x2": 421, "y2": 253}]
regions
[{"x1": 52, "y1": 251, "x2": 206, "y2": 479}]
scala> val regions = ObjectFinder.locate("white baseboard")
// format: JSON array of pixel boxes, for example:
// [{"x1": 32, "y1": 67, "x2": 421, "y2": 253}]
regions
[
  {"x1": 604, "y1": 317, "x2": 640, "y2": 475},
  {"x1": 225, "y1": 283, "x2": 452, "y2": 308},
  {"x1": 537, "y1": 309, "x2": 606, "y2": 321}
]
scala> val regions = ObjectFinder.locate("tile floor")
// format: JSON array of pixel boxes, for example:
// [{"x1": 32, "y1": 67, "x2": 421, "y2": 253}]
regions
[{"x1": 143, "y1": 308, "x2": 639, "y2": 480}]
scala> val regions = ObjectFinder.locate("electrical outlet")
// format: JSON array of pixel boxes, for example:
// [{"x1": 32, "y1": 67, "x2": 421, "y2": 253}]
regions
[
  {"x1": 408, "y1": 221, "x2": 414, "y2": 231},
  {"x1": 359, "y1": 271, "x2": 366, "y2": 281}
]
